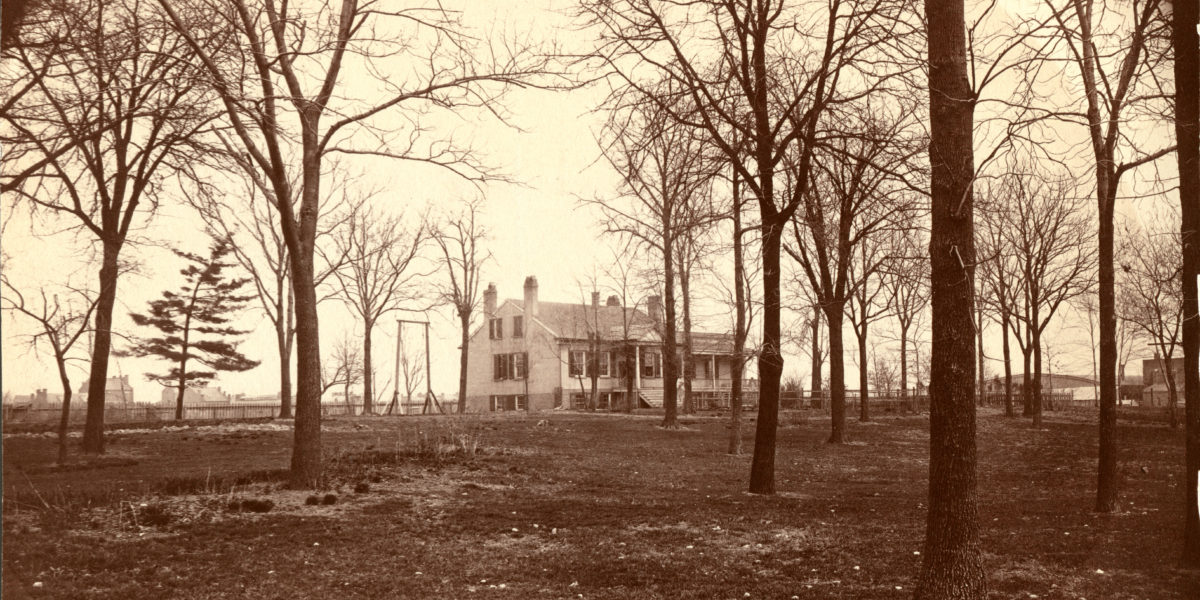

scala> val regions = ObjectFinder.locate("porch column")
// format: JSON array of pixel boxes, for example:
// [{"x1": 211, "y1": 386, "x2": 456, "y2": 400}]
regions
[{"x1": 710, "y1": 355, "x2": 716, "y2": 385}]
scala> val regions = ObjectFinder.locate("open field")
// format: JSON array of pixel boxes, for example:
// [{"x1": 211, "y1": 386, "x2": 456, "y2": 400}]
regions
[{"x1": 3, "y1": 410, "x2": 1198, "y2": 599}]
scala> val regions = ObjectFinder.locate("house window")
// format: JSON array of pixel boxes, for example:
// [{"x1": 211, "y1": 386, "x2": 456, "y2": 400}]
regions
[
  {"x1": 490, "y1": 395, "x2": 526, "y2": 411},
  {"x1": 642, "y1": 351, "x2": 662, "y2": 378},
  {"x1": 569, "y1": 350, "x2": 585, "y2": 377},
  {"x1": 494, "y1": 353, "x2": 526, "y2": 380},
  {"x1": 493, "y1": 354, "x2": 508, "y2": 380},
  {"x1": 489, "y1": 318, "x2": 503, "y2": 340},
  {"x1": 513, "y1": 316, "x2": 524, "y2": 338},
  {"x1": 598, "y1": 351, "x2": 611, "y2": 377}
]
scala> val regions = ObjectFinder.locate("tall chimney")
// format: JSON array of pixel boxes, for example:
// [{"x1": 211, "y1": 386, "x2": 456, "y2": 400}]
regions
[
  {"x1": 484, "y1": 283, "x2": 497, "y2": 318},
  {"x1": 591, "y1": 291, "x2": 601, "y2": 308},
  {"x1": 647, "y1": 295, "x2": 663, "y2": 326},
  {"x1": 523, "y1": 276, "x2": 539, "y2": 318}
]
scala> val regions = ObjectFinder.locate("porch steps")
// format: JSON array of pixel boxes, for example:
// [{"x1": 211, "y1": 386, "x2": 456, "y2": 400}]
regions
[{"x1": 638, "y1": 389, "x2": 663, "y2": 409}]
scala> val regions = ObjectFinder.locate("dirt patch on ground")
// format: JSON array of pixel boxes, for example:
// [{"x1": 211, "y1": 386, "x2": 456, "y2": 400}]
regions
[{"x1": 3, "y1": 411, "x2": 1198, "y2": 599}]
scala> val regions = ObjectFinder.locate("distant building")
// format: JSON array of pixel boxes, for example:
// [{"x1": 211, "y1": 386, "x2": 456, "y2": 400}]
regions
[
  {"x1": 78, "y1": 375, "x2": 134, "y2": 405},
  {"x1": 4, "y1": 389, "x2": 65, "y2": 408},
  {"x1": 1142, "y1": 357, "x2": 1189, "y2": 407},
  {"x1": 231, "y1": 393, "x2": 279, "y2": 404},
  {"x1": 159, "y1": 385, "x2": 230, "y2": 406},
  {"x1": 983, "y1": 373, "x2": 1098, "y2": 406}
]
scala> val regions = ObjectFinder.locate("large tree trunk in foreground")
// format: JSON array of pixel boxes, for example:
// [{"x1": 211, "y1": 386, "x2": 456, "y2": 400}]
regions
[
  {"x1": 82, "y1": 243, "x2": 121, "y2": 454},
  {"x1": 749, "y1": 224, "x2": 784, "y2": 494},
  {"x1": 915, "y1": 0, "x2": 985, "y2": 596},
  {"x1": 1174, "y1": 0, "x2": 1200, "y2": 564},
  {"x1": 362, "y1": 324, "x2": 374, "y2": 415},
  {"x1": 289, "y1": 231, "x2": 323, "y2": 488},
  {"x1": 1032, "y1": 327, "x2": 1043, "y2": 428},
  {"x1": 458, "y1": 314, "x2": 470, "y2": 414}
]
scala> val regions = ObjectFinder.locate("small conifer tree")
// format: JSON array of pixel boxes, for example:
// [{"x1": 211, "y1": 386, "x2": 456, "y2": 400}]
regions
[{"x1": 126, "y1": 237, "x2": 259, "y2": 419}]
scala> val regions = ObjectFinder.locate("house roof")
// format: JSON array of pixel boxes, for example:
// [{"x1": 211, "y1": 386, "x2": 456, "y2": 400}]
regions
[
  {"x1": 1000, "y1": 373, "x2": 1099, "y2": 389},
  {"x1": 502, "y1": 299, "x2": 736, "y2": 354},
  {"x1": 511, "y1": 300, "x2": 656, "y2": 340}
]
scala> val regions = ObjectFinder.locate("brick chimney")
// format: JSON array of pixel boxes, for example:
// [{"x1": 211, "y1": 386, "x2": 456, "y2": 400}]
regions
[
  {"x1": 523, "y1": 276, "x2": 539, "y2": 318},
  {"x1": 591, "y1": 291, "x2": 600, "y2": 308},
  {"x1": 647, "y1": 295, "x2": 663, "y2": 326},
  {"x1": 484, "y1": 283, "x2": 497, "y2": 318},
  {"x1": 606, "y1": 295, "x2": 620, "y2": 307}
]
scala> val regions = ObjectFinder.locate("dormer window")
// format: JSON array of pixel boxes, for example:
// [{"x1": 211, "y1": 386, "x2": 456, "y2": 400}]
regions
[
  {"x1": 489, "y1": 318, "x2": 503, "y2": 340},
  {"x1": 513, "y1": 316, "x2": 524, "y2": 338}
]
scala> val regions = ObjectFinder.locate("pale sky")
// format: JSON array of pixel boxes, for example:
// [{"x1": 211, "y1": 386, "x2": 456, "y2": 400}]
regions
[{"x1": 0, "y1": 0, "x2": 1181, "y2": 405}]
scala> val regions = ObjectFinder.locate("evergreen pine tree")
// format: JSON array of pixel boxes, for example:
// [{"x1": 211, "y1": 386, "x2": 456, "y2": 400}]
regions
[{"x1": 126, "y1": 237, "x2": 260, "y2": 420}]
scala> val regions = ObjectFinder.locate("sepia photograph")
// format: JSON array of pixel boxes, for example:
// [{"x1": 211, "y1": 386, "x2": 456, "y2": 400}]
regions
[{"x1": 1, "y1": 0, "x2": 1198, "y2": 597}]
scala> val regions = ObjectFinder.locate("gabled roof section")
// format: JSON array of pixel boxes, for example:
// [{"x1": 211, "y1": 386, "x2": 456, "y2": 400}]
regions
[
  {"x1": 507, "y1": 299, "x2": 657, "y2": 341},
  {"x1": 502, "y1": 298, "x2": 736, "y2": 354}
]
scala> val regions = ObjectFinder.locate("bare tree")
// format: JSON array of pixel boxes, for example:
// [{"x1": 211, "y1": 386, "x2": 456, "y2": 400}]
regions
[
  {"x1": 880, "y1": 226, "x2": 929, "y2": 411},
  {"x1": 1041, "y1": 0, "x2": 1174, "y2": 513},
  {"x1": 846, "y1": 231, "x2": 898, "y2": 422},
  {"x1": 591, "y1": 91, "x2": 716, "y2": 428},
  {"x1": 977, "y1": 179, "x2": 1025, "y2": 418},
  {"x1": 785, "y1": 108, "x2": 921, "y2": 442},
  {"x1": 994, "y1": 167, "x2": 1095, "y2": 427},
  {"x1": 432, "y1": 196, "x2": 490, "y2": 415},
  {"x1": 195, "y1": 174, "x2": 346, "y2": 419},
  {"x1": 1172, "y1": 0, "x2": 1200, "y2": 564},
  {"x1": 322, "y1": 334, "x2": 362, "y2": 413},
  {"x1": 157, "y1": 0, "x2": 565, "y2": 487},
  {"x1": 2, "y1": 0, "x2": 218, "y2": 453},
  {"x1": 394, "y1": 325, "x2": 425, "y2": 415},
  {"x1": 1, "y1": 274, "x2": 99, "y2": 463},
  {"x1": 581, "y1": 0, "x2": 917, "y2": 493},
  {"x1": 1118, "y1": 211, "x2": 1183, "y2": 426},
  {"x1": 916, "y1": 0, "x2": 986, "y2": 595},
  {"x1": 331, "y1": 204, "x2": 428, "y2": 416}
]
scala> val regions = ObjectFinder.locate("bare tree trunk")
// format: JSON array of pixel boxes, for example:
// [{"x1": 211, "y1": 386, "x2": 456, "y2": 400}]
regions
[
  {"x1": 825, "y1": 307, "x2": 847, "y2": 443},
  {"x1": 1022, "y1": 349, "x2": 1033, "y2": 417},
  {"x1": 1164, "y1": 362, "x2": 1180, "y2": 429},
  {"x1": 1096, "y1": 180, "x2": 1119, "y2": 512},
  {"x1": 681, "y1": 265, "x2": 694, "y2": 414},
  {"x1": 729, "y1": 184, "x2": 747, "y2": 455},
  {"x1": 362, "y1": 324, "x2": 374, "y2": 415},
  {"x1": 1032, "y1": 327, "x2": 1043, "y2": 428},
  {"x1": 749, "y1": 223, "x2": 784, "y2": 494},
  {"x1": 1175, "y1": 0, "x2": 1200, "y2": 564},
  {"x1": 858, "y1": 321, "x2": 869, "y2": 422},
  {"x1": 82, "y1": 243, "x2": 120, "y2": 453},
  {"x1": 289, "y1": 236, "x2": 323, "y2": 488},
  {"x1": 662, "y1": 239, "x2": 679, "y2": 428},
  {"x1": 458, "y1": 314, "x2": 470, "y2": 414},
  {"x1": 916, "y1": 0, "x2": 985, "y2": 595},
  {"x1": 977, "y1": 304, "x2": 985, "y2": 407},
  {"x1": 1002, "y1": 313, "x2": 1014, "y2": 417},
  {"x1": 278, "y1": 288, "x2": 294, "y2": 419},
  {"x1": 899, "y1": 326, "x2": 909, "y2": 410},
  {"x1": 55, "y1": 368, "x2": 72, "y2": 465},
  {"x1": 810, "y1": 313, "x2": 823, "y2": 404}
]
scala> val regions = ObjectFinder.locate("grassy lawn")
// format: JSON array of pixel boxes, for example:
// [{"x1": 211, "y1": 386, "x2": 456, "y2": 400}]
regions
[{"x1": 3, "y1": 410, "x2": 1197, "y2": 599}]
